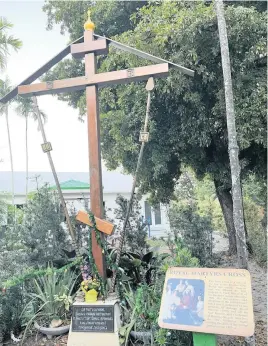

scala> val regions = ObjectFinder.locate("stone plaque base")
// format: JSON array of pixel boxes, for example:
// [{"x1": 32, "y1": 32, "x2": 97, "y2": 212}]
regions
[{"x1": 67, "y1": 299, "x2": 121, "y2": 346}]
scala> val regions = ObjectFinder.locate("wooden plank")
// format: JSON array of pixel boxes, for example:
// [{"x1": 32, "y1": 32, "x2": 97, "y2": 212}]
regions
[
  {"x1": 0, "y1": 32, "x2": 194, "y2": 105},
  {"x1": 18, "y1": 76, "x2": 87, "y2": 96},
  {"x1": 76, "y1": 210, "x2": 115, "y2": 236},
  {"x1": 0, "y1": 36, "x2": 84, "y2": 104},
  {"x1": 71, "y1": 39, "x2": 108, "y2": 59},
  {"x1": 84, "y1": 48, "x2": 106, "y2": 278},
  {"x1": 86, "y1": 83, "x2": 106, "y2": 277},
  {"x1": 18, "y1": 63, "x2": 169, "y2": 97}
]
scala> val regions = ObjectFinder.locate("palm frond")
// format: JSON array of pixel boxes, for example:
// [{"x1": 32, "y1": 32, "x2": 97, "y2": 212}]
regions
[
  {"x1": 0, "y1": 77, "x2": 13, "y2": 114},
  {"x1": 0, "y1": 17, "x2": 22, "y2": 71},
  {"x1": 0, "y1": 17, "x2": 13, "y2": 31},
  {"x1": 15, "y1": 96, "x2": 47, "y2": 122}
]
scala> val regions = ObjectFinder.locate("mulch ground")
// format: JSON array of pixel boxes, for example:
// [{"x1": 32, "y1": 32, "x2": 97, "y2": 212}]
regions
[{"x1": 3, "y1": 334, "x2": 68, "y2": 346}]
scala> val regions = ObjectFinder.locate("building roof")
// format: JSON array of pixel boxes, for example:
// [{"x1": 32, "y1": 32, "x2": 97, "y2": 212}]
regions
[
  {"x1": 51, "y1": 179, "x2": 90, "y2": 190},
  {"x1": 0, "y1": 171, "x2": 133, "y2": 195}
]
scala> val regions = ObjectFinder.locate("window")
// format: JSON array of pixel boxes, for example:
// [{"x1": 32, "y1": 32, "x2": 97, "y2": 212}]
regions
[
  {"x1": 154, "y1": 204, "x2": 162, "y2": 225},
  {"x1": 144, "y1": 201, "x2": 162, "y2": 225},
  {"x1": 144, "y1": 201, "x2": 152, "y2": 225}
]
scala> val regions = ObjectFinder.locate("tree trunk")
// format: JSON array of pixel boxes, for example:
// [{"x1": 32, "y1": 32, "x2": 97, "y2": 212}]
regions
[
  {"x1": 215, "y1": 1, "x2": 254, "y2": 344},
  {"x1": 214, "y1": 180, "x2": 237, "y2": 255},
  {"x1": 25, "y1": 115, "x2": 28, "y2": 200},
  {"x1": 5, "y1": 106, "x2": 14, "y2": 206},
  {"x1": 215, "y1": 0, "x2": 248, "y2": 269}
]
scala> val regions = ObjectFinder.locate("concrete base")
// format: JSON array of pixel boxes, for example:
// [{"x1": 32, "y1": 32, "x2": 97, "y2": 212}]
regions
[{"x1": 67, "y1": 298, "x2": 121, "y2": 346}]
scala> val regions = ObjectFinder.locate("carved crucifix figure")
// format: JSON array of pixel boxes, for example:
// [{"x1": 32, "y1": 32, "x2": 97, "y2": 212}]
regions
[{"x1": 18, "y1": 12, "x2": 171, "y2": 281}]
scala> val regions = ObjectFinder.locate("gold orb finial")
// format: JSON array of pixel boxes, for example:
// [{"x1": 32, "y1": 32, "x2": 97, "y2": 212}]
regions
[{"x1": 84, "y1": 9, "x2": 95, "y2": 31}]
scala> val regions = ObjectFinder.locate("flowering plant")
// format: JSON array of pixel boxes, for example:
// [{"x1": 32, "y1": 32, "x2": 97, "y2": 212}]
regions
[
  {"x1": 81, "y1": 264, "x2": 91, "y2": 281},
  {"x1": 81, "y1": 277, "x2": 100, "y2": 292}
]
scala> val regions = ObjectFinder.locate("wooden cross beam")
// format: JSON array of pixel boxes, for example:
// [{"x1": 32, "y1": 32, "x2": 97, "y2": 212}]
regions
[
  {"x1": 17, "y1": 13, "x2": 170, "y2": 281},
  {"x1": 18, "y1": 63, "x2": 168, "y2": 96},
  {"x1": 76, "y1": 210, "x2": 116, "y2": 236}
]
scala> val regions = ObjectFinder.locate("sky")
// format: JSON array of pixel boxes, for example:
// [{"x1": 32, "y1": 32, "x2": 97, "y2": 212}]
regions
[{"x1": 0, "y1": 1, "x2": 113, "y2": 174}]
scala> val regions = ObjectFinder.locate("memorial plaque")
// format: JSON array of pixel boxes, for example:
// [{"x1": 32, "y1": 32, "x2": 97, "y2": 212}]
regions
[
  {"x1": 72, "y1": 305, "x2": 114, "y2": 333},
  {"x1": 158, "y1": 267, "x2": 254, "y2": 337}
]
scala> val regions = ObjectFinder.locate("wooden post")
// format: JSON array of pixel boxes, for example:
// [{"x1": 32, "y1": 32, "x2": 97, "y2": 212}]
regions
[{"x1": 84, "y1": 39, "x2": 106, "y2": 278}]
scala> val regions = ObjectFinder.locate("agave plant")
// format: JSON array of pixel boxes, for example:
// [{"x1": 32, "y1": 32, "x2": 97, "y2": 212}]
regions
[
  {"x1": 21, "y1": 267, "x2": 79, "y2": 339},
  {"x1": 30, "y1": 269, "x2": 78, "y2": 320}
]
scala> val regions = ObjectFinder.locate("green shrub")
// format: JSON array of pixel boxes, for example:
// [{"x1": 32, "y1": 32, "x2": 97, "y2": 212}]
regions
[
  {"x1": 20, "y1": 185, "x2": 72, "y2": 266},
  {"x1": 169, "y1": 203, "x2": 213, "y2": 266},
  {"x1": 0, "y1": 286, "x2": 26, "y2": 342},
  {"x1": 244, "y1": 197, "x2": 267, "y2": 265},
  {"x1": 113, "y1": 195, "x2": 149, "y2": 256},
  {"x1": 119, "y1": 240, "x2": 198, "y2": 346}
]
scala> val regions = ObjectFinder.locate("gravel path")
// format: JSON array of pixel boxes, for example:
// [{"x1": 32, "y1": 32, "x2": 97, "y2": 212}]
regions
[{"x1": 214, "y1": 232, "x2": 267, "y2": 345}]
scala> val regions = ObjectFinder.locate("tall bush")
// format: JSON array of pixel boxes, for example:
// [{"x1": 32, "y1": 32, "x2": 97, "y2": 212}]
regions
[
  {"x1": 20, "y1": 185, "x2": 72, "y2": 266},
  {"x1": 169, "y1": 171, "x2": 214, "y2": 266},
  {"x1": 242, "y1": 175, "x2": 267, "y2": 265},
  {"x1": 113, "y1": 195, "x2": 149, "y2": 256},
  {"x1": 243, "y1": 197, "x2": 267, "y2": 265},
  {"x1": 0, "y1": 286, "x2": 25, "y2": 342},
  {"x1": 169, "y1": 203, "x2": 213, "y2": 266}
]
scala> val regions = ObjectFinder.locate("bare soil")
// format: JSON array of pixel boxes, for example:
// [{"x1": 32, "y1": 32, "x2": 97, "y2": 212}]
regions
[
  {"x1": 216, "y1": 253, "x2": 267, "y2": 346},
  {"x1": 3, "y1": 334, "x2": 68, "y2": 346},
  {"x1": 213, "y1": 232, "x2": 267, "y2": 346}
]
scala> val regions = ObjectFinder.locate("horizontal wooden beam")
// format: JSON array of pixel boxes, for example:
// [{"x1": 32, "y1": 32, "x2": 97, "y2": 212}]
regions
[
  {"x1": 76, "y1": 210, "x2": 115, "y2": 235},
  {"x1": 71, "y1": 39, "x2": 108, "y2": 59},
  {"x1": 18, "y1": 63, "x2": 169, "y2": 97}
]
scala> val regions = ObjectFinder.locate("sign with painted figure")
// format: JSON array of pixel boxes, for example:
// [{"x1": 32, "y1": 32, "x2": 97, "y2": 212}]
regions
[{"x1": 158, "y1": 267, "x2": 254, "y2": 337}]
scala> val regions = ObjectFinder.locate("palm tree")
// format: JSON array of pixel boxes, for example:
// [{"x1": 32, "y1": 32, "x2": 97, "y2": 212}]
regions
[
  {"x1": 215, "y1": 2, "x2": 253, "y2": 343},
  {"x1": 0, "y1": 77, "x2": 15, "y2": 205},
  {"x1": 215, "y1": 0, "x2": 248, "y2": 269},
  {"x1": 15, "y1": 96, "x2": 46, "y2": 199},
  {"x1": 0, "y1": 16, "x2": 22, "y2": 70}
]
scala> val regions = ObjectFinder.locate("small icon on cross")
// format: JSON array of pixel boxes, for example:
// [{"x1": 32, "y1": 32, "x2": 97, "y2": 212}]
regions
[
  {"x1": 139, "y1": 131, "x2": 149, "y2": 142},
  {"x1": 41, "y1": 142, "x2": 52, "y2": 153}
]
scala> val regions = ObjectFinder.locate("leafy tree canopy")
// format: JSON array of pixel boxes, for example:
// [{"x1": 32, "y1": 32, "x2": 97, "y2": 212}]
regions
[
  {"x1": 43, "y1": 0, "x2": 146, "y2": 40},
  {"x1": 43, "y1": 2, "x2": 267, "y2": 204}
]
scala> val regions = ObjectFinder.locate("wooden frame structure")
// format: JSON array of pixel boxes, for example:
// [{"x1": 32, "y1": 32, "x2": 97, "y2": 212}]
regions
[{"x1": 0, "y1": 15, "x2": 194, "y2": 281}]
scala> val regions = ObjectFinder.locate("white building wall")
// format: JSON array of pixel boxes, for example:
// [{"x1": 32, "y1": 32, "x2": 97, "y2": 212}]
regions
[
  {"x1": 64, "y1": 190, "x2": 170, "y2": 238},
  {"x1": 2, "y1": 189, "x2": 170, "y2": 237}
]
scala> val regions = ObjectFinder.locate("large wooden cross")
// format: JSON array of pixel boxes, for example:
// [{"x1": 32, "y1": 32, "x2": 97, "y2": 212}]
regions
[{"x1": 18, "y1": 13, "x2": 170, "y2": 280}]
